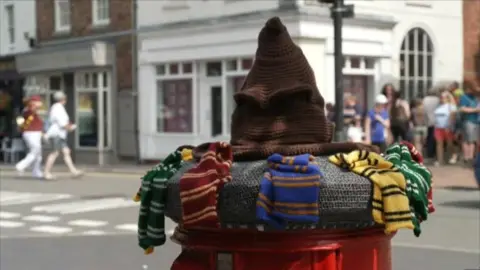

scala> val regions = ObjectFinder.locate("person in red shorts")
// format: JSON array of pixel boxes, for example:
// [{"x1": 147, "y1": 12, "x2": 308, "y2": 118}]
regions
[{"x1": 433, "y1": 91, "x2": 457, "y2": 166}]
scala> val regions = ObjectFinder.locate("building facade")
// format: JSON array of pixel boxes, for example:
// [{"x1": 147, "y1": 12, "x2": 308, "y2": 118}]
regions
[
  {"x1": 137, "y1": 0, "x2": 463, "y2": 159},
  {"x1": 463, "y1": 0, "x2": 480, "y2": 86},
  {"x1": 0, "y1": 0, "x2": 36, "y2": 142},
  {"x1": 15, "y1": 0, "x2": 134, "y2": 164}
]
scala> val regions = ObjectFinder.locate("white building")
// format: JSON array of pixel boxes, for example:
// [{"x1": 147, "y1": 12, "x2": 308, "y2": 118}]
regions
[
  {"x1": 0, "y1": 0, "x2": 36, "y2": 56},
  {"x1": 137, "y1": 0, "x2": 463, "y2": 160}
]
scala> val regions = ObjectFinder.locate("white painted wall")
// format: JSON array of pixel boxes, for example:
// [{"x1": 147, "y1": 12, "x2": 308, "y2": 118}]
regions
[
  {"x1": 0, "y1": 0, "x2": 36, "y2": 56},
  {"x1": 138, "y1": 0, "x2": 281, "y2": 27},
  {"x1": 349, "y1": 0, "x2": 463, "y2": 82}
]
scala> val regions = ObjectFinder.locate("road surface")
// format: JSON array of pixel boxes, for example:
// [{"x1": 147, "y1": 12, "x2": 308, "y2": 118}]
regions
[{"x1": 0, "y1": 170, "x2": 478, "y2": 270}]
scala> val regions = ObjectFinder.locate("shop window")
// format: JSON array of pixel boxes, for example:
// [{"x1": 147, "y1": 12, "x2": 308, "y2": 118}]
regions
[
  {"x1": 156, "y1": 65, "x2": 166, "y2": 75},
  {"x1": 226, "y1": 59, "x2": 237, "y2": 71},
  {"x1": 241, "y1": 58, "x2": 253, "y2": 70},
  {"x1": 77, "y1": 91, "x2": 108, "y2": 147},
  {"x1": 156, "y1": 79, "x2": 193, "y2": 133},
  {"x1": 399, "y1": 27, "x2": 434, "y2": 100},
  {"x1": 155, "y1": 62, "x2": 193, "y2": 76},
  {"x1": 206, "y1": 62, "x2": 222, "y2": 77},
  {"x1": 182, "y1": 63, "x2": 192, "y2": 74}
]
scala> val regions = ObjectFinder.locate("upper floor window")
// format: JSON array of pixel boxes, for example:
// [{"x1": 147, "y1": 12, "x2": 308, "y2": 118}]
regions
[
  {"x1": 5, "y1": 5, "x2": 14, "y2": 44},
  {"x1": 399, "y1": 27, "x2": 434, "y2": 100},
  {"x1": 54, "y1": 0, "x2": 71, "y2": 32},
  {"x1": 92, "y1": 0, "x2": 110, "y2": 26}
]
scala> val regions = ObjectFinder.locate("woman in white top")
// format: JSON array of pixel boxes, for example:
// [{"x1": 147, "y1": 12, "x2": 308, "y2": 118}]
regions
[{"x1": 43, "y1": 91, "x2": 83, "y2": 179}]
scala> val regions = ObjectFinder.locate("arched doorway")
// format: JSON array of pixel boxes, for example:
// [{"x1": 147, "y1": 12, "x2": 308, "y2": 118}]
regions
[{"x1": 399, "y1": 28, "x2": 434, "y2": 100}]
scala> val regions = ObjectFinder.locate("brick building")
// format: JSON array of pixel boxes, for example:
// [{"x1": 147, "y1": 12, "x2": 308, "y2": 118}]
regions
[
  {"x1": 15, "y1": 0, "x2": 136, "y2": 164},
  {"x1": 463, "y1": 0, "x2": 480, "y2": 85}
]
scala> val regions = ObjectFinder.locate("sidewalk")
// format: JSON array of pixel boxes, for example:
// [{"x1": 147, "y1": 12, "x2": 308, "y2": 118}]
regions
[
  {"x1": 1, "y1": 163, "x2": 478, "y2": 189},
  {"x1": 428, "y1": 165, "x2": 479, "y2": 189},
  {"x1": 0, "y1": 163, "x2": 152, "y2": 175}
]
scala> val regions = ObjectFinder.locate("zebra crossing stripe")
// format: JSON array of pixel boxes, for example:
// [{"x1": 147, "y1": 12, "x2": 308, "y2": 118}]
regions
[
  {"x1": 0, "y1": 191, "x2": 72, "y2": 206},
  {"x1": 68, "y1": 220, "x2": 107, "y2": 227},
  {"x1": 30, "y1": 225, "x2": 72, "y2": 234},
  {"x1": 0, "y1": 211, "x2": 20, "y2": 219},
  {"x1": 0, "y1": 220, "x2": 25, "y2": 228},
  {"x1": 32, "y1": 197, "x2": 138, "y2": 215},
  {"x1": 22, "y1": 215, "x2": 60, "y2": 223}
]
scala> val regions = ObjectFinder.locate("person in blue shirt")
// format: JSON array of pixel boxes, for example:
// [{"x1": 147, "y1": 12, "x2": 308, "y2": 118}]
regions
[
  {"x1": 364, "y1": 94, "x2": 390, "y2": 152},
  {"x1": 458, "y1": 82, "x2": 480, "y2": 164}
]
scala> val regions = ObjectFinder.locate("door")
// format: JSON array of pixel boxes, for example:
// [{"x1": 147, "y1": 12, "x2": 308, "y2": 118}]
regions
[
  {"x1": 211, "y1": 86, "x2": 222, "y2": 137},
  {"x1": 343, "y1": 75, "x2": 369, "y2": 113}
]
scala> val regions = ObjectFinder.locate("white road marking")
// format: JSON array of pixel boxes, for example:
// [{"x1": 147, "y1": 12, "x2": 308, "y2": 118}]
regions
[
  {"x1": 0, "y1": 211, "x2": 20, "y2": 219},
  {"x1": 115, "y1": 223, "x2": 137, "y2": 232},
  {"x1": 68, "y1": 219, "x2": 107, "y2": 228},
  {"x1": 32, "y1": 197, "x2": 138, "y2": 214},
  {"x1": 167, "y1": 229, "x2": 174, "y2": 236},
  {"x1": 0, "y1": 191, "x2": 72, "y2": 206},
  {"x1": 0, "y1": 220, "x2": 25, "y2": 228},
  {"x1": 22, "y1": 215, "x2": 60, "y2": 223},
  {"x1": 392, "y1": 242, "x2": 480, "y2": 254},
  {"x1": 30, "y1": 225, "x2": 73, "y2": 234},
  {"x1": 82, "y1": 230, "x2": 106, "y2": 236}
]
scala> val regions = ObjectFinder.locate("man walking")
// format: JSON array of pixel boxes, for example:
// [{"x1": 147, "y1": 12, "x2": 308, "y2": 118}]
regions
[
  {"x1": 44, "y1": 91, "x2": 83, "y2": 180},
  {"x1": 15, "y1": 96, "x2": 44, "y2": 178}
]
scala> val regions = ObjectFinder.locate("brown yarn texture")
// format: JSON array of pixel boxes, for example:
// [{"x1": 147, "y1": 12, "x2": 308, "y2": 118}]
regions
[{"x1": 230, "y1": 17, "x2": 378, "y2": 161}]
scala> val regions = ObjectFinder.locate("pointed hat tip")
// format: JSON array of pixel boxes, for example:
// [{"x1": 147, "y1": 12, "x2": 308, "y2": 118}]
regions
[{"x1": 265, "y1": 17, "x2": 286, "y2": 32}]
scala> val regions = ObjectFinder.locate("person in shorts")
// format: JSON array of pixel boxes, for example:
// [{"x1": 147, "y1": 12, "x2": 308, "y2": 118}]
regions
[
  {"x1": 411, "y1": 98, "x2": 427, "y2": 156},
  {"x1": 43, "y1": 91, "x2": 83, "y2": 180},
  {"x1": 458, "y1": 82, "x2": 480, "y2": 165},
  {"x1": 433, "y1": 91, "x2": 457, "y2": 166}
]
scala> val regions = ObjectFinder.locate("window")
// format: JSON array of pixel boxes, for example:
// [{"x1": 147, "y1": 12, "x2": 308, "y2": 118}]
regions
[
  {"x1": 5, "y1": 5, "x2": 14, "y2": 44},
  {"x1": 399, "y1": 28, "x2": 434, "y2": 100},
  {"x1": 224, "y1": 57, "x2": 254, "y2": 133},
  {"x1": 54, "y1": 0, "x2": 71, "y2": 32},
  {"x1": 156, "y1": 62, "x2": 194, "y2": 133},
  {"x1": 75, "y1": 71, "x2": 110, "y2": 148},
  {"x1": 92, "y1": 0, "x2": 110, "y2": 25}
]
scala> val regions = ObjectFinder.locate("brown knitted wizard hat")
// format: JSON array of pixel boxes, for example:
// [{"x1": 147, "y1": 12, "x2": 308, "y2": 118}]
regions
[{"x1": 230, "y1": 17, "x2": 378, "y2": 161}]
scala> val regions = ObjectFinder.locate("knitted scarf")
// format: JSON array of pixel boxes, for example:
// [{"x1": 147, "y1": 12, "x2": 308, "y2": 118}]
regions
[
  {"x1": 329, "y1": 150, "x2": 414, "y2": 234},
  {"x1": 400, "y1": 141, "x2": 435, "y2": 214},
  {"x1": 385, "y1": 143, "x2": 432, "y2": 236},
  {"x1": 136, "y1": 149, "x2": 192, "y2": 254},
  {"x1": 257, "y1": 154, "x2": 322, "y2": 228},
  {"x1": 180, "y1": 142, "x2": 233, "y2": 228}
]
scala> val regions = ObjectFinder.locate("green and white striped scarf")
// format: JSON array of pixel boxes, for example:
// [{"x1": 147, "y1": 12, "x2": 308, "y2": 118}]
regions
[
  {"x1": 137, "y1": 151, "x2": 184, "y2": 254},
  {"x1": 385, "y1": 143, "x2": 432, "y2": 236}
]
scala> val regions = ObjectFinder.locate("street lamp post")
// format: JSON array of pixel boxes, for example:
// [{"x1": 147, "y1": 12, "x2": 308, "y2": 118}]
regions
[{"x1": 319, "y1": 0, "x2": 354, "y2": 142}]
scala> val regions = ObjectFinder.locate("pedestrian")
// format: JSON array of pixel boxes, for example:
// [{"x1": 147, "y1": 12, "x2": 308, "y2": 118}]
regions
[
  {"x1": 433, "y1": 91, "x2": 457, "y2": 166},
  {"x1": 43, "y1": 91, "x2": 83, "y2": 180},
  {"x1": 364, "y1": 94, "x2": 389, "y2": 152},
  {"x1": 458, "y1": 81, "x2": 480, "y2": 165},
  {"x1": 411, "y1": 98, "x2": 427, "y2": 155},
  {"x1": 382, "y1": 83, "x2": 411, "y2": 143},
  {"x1": 423, "y1": 85, "x2": 441, "y2": 160},
  {"x1": 15, "y1": 95, "x2": 44, "y2": 178}
]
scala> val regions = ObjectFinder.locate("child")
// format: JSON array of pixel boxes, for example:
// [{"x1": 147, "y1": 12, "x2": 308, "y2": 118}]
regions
[
  {"x1": 364, "y1": 94, "x2": 390, "y2": 152},
  {"x1": 347, "y1": 118, "x2": 363, "y2": 143}
]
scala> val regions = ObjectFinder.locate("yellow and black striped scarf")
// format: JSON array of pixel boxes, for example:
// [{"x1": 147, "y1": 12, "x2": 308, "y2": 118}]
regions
[{"x1": 329, "y1": 150, "x2": 414, "y2": 234}]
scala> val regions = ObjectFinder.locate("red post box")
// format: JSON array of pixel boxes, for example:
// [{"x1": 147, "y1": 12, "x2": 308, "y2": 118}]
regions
[{"x1": 170, "y1": 227, "x2": 393, "y2": 270}]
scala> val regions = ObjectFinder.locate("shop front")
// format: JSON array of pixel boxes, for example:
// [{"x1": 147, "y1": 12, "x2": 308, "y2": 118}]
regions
[
  {"x1": 15, "y1": 42, "x2": 115, "y2": 164},
  {"x1": 0, "y1": 56, "x2": 24, "y2": 147},
  {"x1": 138, "y1": 10, "x2": 394, "y2": 160}
]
